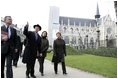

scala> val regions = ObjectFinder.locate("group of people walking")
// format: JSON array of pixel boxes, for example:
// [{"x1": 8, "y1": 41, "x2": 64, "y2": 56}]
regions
[{"x1": 1, "y1": 16, "x2": 67, "y2": 78}]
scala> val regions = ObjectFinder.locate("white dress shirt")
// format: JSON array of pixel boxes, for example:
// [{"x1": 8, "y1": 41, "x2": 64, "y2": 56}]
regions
[{"x1": 4, "y1": 24, "x2": 11, "y2": 39}]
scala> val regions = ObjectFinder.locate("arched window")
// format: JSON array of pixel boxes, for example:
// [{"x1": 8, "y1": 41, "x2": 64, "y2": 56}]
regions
[
  {"x1": 84, "y1": 37, "x2": 87, "y2": 45},
  {"x1": 64, "y1": 36, "x2": 69, "y2": 44},
  {"x1": 73, "y1": 37, "x2": 76, "y2": 44},
  {"x1": 78, "y1": 37, "x2": 82, "y2": 45},
  {"x1": 82, "y1": 29, "x2": 84, "y2": 31},
  {"x1": 79, "y1": 37, "x2": 83, "y2": 49},
  {"x1": 75, "y1": 28, "x2": 79, "y2": 33},
  {"x1": 90, "y1": 37, "x2": 94, "y2": 48},
  {"x1": 71, "y1": 37, "x2": 76, "y2": 44},
  {"x1": 70, "y1": 28, "x2": 73, "y2": 33},
  {"x1": 63, "y1": 27, "x2": 67, "y2": 33},
  {"x1": 79, "y1": 37, "x2": 83, "y2": 44}
]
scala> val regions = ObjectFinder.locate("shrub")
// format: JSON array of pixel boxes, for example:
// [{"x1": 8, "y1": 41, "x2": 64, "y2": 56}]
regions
[
  {"x1": 66, "y1": 45, "x2": 83, "y2": 55},
  {"x1": 66, "y1": 46, "x2": 117, "y2": 58}
]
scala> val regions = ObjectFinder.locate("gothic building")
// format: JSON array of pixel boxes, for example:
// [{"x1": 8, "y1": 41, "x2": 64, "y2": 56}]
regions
[{"x1": 48, "y1": 4, "x2": 117, "y2": 49}]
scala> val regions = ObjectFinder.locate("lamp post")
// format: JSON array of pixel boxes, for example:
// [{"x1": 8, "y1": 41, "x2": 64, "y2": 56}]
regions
[
  {"x1": 97, "y1": 30, "x2": 100, "y2": 47},
  {"x1": 86, "y1": 35, "x2": 88, "y2": 48},
  {"x1": 106, "y1": 35, "x2": 108, "y2": 47}
]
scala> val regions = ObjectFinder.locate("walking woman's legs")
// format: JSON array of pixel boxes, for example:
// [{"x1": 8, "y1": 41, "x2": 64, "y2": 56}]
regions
[
  {"x1": 54, "y1": 62, "x2": 58, "y2": 74},
  {"x1": 62, "y1": 62, "x2": 67, "y2": 74},
  {"x1": 26, "y1": 63, "x2": 30, "y2": 78},
  {"x1": 39, "y1": 57, "x2": 45, "y2": 76}
]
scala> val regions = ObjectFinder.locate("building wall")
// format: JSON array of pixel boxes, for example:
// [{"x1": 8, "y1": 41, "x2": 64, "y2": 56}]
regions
[
  {"x1": 48, "y1": 7, "x2": 117, "y2": 48},
  {"x1": 60, "y1": 15, "x2": 117, "y2": 49},
  {"x1": 48, "y1": 6, "x2": 60, "y2": 46},
  {"x1": 99, "y1": 15, "x2": 117, "y2": 47},
  {"x1": 60, "y1": 24, "x2": 98, "y2": 49}
]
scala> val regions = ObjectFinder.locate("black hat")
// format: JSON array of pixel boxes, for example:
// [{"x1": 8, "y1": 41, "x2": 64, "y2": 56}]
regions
[{"x1": 33, "y1": 24, "x2": 41, "y2": 30}]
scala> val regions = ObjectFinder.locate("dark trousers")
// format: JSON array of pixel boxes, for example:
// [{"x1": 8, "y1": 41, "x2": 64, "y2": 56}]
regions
[
  {"x1": 38, "y1": 57, "x2": 45, "y2": 73},
  {"x1": 26, "y1": 58, "x2": 36, "y2": 76},
  {"x1": 1, "y1": 53, "x2": 13, "y2": 78},
  {"x1": 54, "y1": 62, "x2": 66, "y2": 73},
  {"x1": 19, "y1": 43, "x2": 23, "y2": 57},
  {"x1": 13, "y1": 50, "x2": 19, "y2": 66}
]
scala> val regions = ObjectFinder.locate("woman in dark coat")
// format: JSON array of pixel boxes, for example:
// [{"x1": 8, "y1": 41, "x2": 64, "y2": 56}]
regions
[
  {"x1": 38, "y1": 31, "x2": 49, "y2": 76},
  {"x1": 22, "y1": 23, "x2": 42, "y2": 78},
  {"x1": 52, "y1": 32, "x2": 67, "y2": 75}
]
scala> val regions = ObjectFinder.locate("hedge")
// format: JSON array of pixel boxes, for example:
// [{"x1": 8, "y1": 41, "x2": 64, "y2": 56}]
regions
[{"x1": 66, "y1": 46, "x2": 117, "y2": 58}]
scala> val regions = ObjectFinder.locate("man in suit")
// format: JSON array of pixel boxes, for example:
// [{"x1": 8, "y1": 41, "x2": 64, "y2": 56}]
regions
[
  {"x1": 1, "y1": 16, "x2": 19, "y2": 78},
  {"x1": 22, "y1": 23, "x2": 42, "y2": 78}
]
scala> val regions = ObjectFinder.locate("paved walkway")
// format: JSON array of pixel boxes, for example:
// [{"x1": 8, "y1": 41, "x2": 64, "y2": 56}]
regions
[{"x1": 10, "y1": 58, "x2": 105, "y2": 78}]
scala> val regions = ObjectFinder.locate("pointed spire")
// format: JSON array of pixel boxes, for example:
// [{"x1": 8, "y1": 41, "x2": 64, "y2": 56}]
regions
[
  {"x1": 68, "y1": 18, "x2": 70, "y2": 26},
  {"x1": 95, "y1": 3, "x2": 100, "y2": 19},
  {"x1": 74, "y1": 21, "x2": 76, "y2": 26},
  {"x1": 96, "y1": 3, "x2": 100, "y2": 15}
]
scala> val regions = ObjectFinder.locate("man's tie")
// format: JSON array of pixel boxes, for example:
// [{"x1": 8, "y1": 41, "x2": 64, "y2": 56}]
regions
[
  {"x1": 35, "y1": 32, "x2": 38, "y2": 40},
  {"x1": 6, "y1": 26, "x2": 10, "y2": 39},
  {"x1": 6, "y1": 26, "x2": 9, "y2": 32}
]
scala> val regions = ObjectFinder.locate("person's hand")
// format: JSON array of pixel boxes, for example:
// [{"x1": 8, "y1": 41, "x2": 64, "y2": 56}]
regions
[
  {"x1": 15, "y1": 49, "x2": 18, "y2": 53},
  {"x1": 25, "y1": 22, "x2": 29, "y2": 28},
  {"x1": 2, "y1": 36, "x2": 8, "y2": 41},
  {"x1": 40, "y1": 53, "x2": 42, "y2": 57},
  {"x1": 65, "y1": 54, "x2": 67, "y2": 56},
  {"x1": 37, "y1": 52, "x2": 39, "y2": 57}
]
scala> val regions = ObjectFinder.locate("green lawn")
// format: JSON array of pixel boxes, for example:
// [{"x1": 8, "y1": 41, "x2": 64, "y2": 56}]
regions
[{"x1": 46, "y1": 53, "x2": 117, "y2": 78}]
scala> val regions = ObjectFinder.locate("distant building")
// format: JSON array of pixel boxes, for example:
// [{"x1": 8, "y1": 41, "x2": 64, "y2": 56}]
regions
[
  {"x1": 48, "y1": 6, "x2": 60, "y2": 46},
  {"x1": 1, "y1": 17, "x2": 4, "y2": 26},
  {"x1": 48, "y1": 3, "x2": 117, "y2": 49},
  {"x1": 114, "y1": 1, "x2": 117, "y2": 18}
]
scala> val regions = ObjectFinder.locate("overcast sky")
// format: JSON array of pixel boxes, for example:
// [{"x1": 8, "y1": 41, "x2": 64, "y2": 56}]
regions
[{"x1": 0, "y1": 0, "x2": 116, "y2": 32}]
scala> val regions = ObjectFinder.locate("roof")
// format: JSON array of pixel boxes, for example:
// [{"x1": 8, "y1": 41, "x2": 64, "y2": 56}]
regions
[{"x1": 59, "y1": 16, "x2": 97, "y2": 27}]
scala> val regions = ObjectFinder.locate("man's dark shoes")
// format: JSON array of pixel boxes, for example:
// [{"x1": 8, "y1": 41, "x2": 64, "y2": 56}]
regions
[
  {"x1": 31, "y1": 75, "x2": 36, "y2": 78},
  {"x1": 26, "y1": 75, "x2": 30, "y2": 78},
  {"x1": 13, "y1": 63, "x2": 17, "y2": 67},
  {"x1": 14, "y1": 64, "x2": 17, "y2": 67},
  {"x1": 55, "y1": 72, "x2": 58, "y2": 74},
  {"x1": 63, "y1": 72, "x2": 67, "y2": 75},
  {"x1": 41, "y1": 73, "x2": 44, "y2": 76}
]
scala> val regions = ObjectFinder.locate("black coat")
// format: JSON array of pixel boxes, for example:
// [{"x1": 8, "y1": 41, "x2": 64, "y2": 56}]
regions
[
  {"x1": 1, "y1": 25, "x2": 19, "y2": 55},
  {"x1": 52, "y1": 38, "x2": 66, "y2": 63},
  {"x1": 22, "y1": 26, "x2": 41, "y2": 64},
  {"x1": 40, "y1": 37, "x2": 49, "y2": 57},
  {"x1": 16, "y1": 36, "x2": 22, "y2": 50}
]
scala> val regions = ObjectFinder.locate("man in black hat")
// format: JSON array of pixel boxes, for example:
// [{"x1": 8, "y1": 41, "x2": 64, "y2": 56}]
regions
[{"x1": 22, "y1": 23, "x2": 42, "y2": 78}]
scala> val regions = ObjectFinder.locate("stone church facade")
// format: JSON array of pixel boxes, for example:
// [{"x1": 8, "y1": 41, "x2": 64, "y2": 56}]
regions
[
  {"x1": 48, "y1": 4, "x2": 117, "y2": 49},
  {"x1": 48, "y1": 5, "x2": 117, "y2": 49},
  {"x1": 59, "y1": 15, "x2": 116, "y2": 49}
]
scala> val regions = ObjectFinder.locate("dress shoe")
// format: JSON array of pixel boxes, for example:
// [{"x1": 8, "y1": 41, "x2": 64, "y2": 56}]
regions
[
  {"x1": 31, "y1": 75, "x2": 36, "y2": 78},
  {"x1": 55, "y1": 72, "x2": 58, "y2": 74},
  {"x1": 13, "y1": 65, "x2": 17, "y2": 67},
  {"x1": 26, "y1": 75, "x2": 30, "y2": 78},
  {"x1": 63, "y1": 72, "x2": 67, "y2": 75},
  {"x1": 41, "y1": 73, "x2": 44, "y2": 76},
  {"x1": 39, "y1": 69, "x2": 41, "y2": 72},
  {"x1": 13, "y1": 63, "x2": 17, "y2": 67}
]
